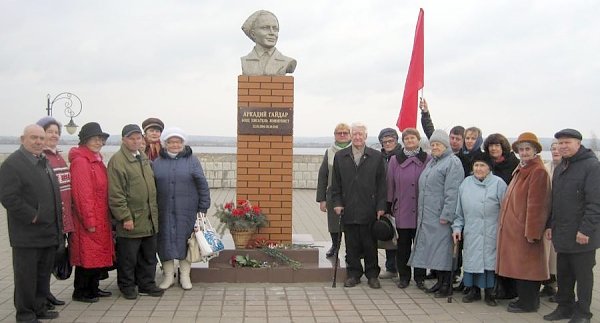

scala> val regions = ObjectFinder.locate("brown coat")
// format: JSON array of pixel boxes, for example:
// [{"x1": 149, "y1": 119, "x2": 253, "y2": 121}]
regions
[{"x1": 496, "y1": 156, "x2": 551, "y2": 281}]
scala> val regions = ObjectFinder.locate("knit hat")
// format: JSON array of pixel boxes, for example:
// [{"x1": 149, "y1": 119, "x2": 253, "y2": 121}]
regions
[
  {"x1": 512, "y1": 132, "x2": 542, "y2": 153},
  {"x1": 121, "y1": 124, "x2": 142, "y2": 138},
  {"x1": 401, "y1": 128, "x2": 421, "y2": 141},
  {"x1": 554, "y1": 128, "x2": 582, "y2": 141},
  {"x1": 429, "y1": 129, "x2": 450, "y2": 148},
  {"x1": 161, "y1": 127, "x2": 187, "y2": 144},
  {"x1": 472, "y1": 153, "x2": 493, "y2": 169},
  {"x1": 36, "y1": 116, "x2": 62, "y2": 135},
  {"x1": 78, "y1": 122, "x2": 109, "y2": 144},
  {"x1": 378, "y1": 128, "x2": 399, "y2": 144},
  {"x1": 142, "y1": 118, "x2": 164, "y2": 132}
]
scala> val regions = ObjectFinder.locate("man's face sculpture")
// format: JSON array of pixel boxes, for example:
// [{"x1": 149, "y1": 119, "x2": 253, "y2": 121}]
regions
[{"x1": 251, "y1": 14, "x2": 279, "y2": 48}]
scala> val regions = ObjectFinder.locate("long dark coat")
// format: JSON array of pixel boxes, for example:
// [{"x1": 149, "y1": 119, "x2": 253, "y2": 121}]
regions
[
  {"x1": 550, "y1": 146, "x2": 600, "y2": 253},
  {"x1": 496, "y1": 155, "x2": 551, "y2": 281},
  {"x1": 153, "y1": 147, "x2": 211, "y2": 261}
]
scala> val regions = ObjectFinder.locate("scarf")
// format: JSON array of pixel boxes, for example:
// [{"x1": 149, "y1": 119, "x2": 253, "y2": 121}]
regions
[
  {"x1": 326, "y1": 141, "x2": 351, "y2": 187},
  {"x1": 145, "y1": 140, "x2": 162, "y2": 161}
]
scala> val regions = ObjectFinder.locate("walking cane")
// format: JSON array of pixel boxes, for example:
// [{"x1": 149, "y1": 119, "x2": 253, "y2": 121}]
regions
[
  {"x1": 448, "y1": 241, "x2": 459, "y2": 303},
  {"x1": 332, "y1": 210, "x2": 343, "y2": 288}
]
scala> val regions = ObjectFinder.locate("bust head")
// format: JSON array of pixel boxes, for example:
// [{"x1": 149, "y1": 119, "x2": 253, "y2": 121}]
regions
[{"x1": 242, "y1": 10, "x2": 279, "y2": 49}]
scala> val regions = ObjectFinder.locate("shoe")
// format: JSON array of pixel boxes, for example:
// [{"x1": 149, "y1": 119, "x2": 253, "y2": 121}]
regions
[
  {"x1": 325, "y1": 246, "x2": 336, "y2": 258},
  {"x1": 540, "y1": 285, "x2": 557, "y2": 297},
  {"x1": 462, "y1": 286, "x2": 471, "y2": 295},
  {"x1": 507, "y1": 302, "x2": 536, "y2": 313},
  {"x1": 121, "y1": 290, "x2": 138, "y2": 300},
  {"x1": 139, "y1": 286, "x2": 164, "y2": 297},
  {"x1": 343, "y1": 277, "x2": 361, "y2": 288},
  {"x1": 462, "y1": 288, "x2": 481, "y2": 303},
  {"x1": 96, "y1": 289, "x2": 112, "y2": 297},
  {"x1": 568, "y1": 318, "x2": 590, "y2": 323},
  {"x1": 484, "y1": 288, "x2": 497, "y2": 307},
  {"x1": 425, "y1": 281, "x2": 440, "y2": 293},
  {"x1": 379, "y1": 271, "x2": 397, "y2": 279},
  {"x1": 453, "y1": 281, "x2": 465, "y2": 292},
  {"x1": 36, "y1": 311, "x2": 59, "y2": 320},
  {"x1": 72, "y1": 294, "x2": 99, "y2": 303},
  {"x1": 434, "y1": 287, "x2": 452, "y2": 298},
  {"x1": 45, "y1": 302, "x2": 55, "y2": 311},
  {"x1": 46, "y1": 293, "x2": 65, "y2": 306},
  {"x1": 543, "y1": 308, "x2": 574, "y2": 321},
  {"x1": 415, "y1": 280, "x2": 426, "y2": 290},
  {"x1": 397, "y1": 279, "x2": 409, "y2": 289},
  {"x1": 367, "y1": 278, "x2": 381, "y2": 289},
  {"x1": 425, "y1": 271, "x2": 437, "y2": 280}
]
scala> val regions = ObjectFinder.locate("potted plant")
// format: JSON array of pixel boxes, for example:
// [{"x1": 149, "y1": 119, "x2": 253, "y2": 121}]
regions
[{"x1": 214, "y1": 200, "x2": 268, "y2": 248}]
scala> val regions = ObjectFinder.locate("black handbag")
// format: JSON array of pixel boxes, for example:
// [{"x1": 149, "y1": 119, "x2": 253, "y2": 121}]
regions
[{"x1": 52, "y1": 234, "x2": 72, "y2": 280}]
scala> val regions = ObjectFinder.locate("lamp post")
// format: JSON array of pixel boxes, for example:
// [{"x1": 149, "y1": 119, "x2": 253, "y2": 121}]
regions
[{"x1": 47, "y1": 92, "x2": 83, "y2": 135}]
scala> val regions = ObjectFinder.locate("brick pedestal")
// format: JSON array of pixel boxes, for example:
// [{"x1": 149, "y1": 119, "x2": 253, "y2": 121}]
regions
[{"x1": 237, "y1": 75, "x2": 294, "y2": 243}]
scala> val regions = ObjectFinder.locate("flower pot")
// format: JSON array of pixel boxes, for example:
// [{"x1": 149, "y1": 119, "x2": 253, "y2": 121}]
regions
[{"x1": 231, "y1": 229, "x2": 255, "y2": 249}]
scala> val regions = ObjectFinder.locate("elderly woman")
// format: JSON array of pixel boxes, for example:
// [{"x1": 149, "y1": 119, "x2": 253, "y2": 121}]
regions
[
  {"x1": 541, "y1": 141, "x2": 561, "y2": 299},
  {"x1": 387, "y1": 128, "x2": 431, "y2": 289},
  {"x1": 142, "y1": 117, "x2": 164, "y2": 161},
  {"x1": 457, "y1": 127, "x2": 484, "y2": 177},
  {"x1": 316, "y1": 123, "x2": 351, "y2": 257},
  {"x1": 452, "y1": 154, "x2": 507, "y2": 306},
  {"x1": 153, "y1": 127, "x2": 210, "y2": 290},
  {"x1": 69, "y1": 122, "x2": 114, "y2": 303},
  {"x1": 496, "y1": 132, "x2": 551, "y2": 313},
  {"x1": 409, "y1": 129, "x2": 464, "y2": 298},
  {"x1": 36, "y1": 117, "x2": 75, "y2": 307},
  {"x1": 483, "y1": 133, "x2": 520, "y2": 184}
]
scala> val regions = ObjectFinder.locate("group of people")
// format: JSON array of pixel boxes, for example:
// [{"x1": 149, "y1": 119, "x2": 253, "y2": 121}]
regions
[
  {"x1": 0, "y1": 117, "x2": 210, "y2": 322},
  {"x1": 317, "y1": 100, "x2": 600, "y2": 323}
]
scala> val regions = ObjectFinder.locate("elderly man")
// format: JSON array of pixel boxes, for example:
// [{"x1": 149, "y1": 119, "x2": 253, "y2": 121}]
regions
[
  {"x1": 0, "y1": 124, "x2": 62, "y2": 322},
  {"x1": 544, "y1": 129, "x2": 600, "y2": 323},
  {"x1": 241, "y1": 10, "x2": 296, "y2": 76},
  {"x1": 331, "y1": 122, "x2": 387, "y2": 289},
  {"x1": 108, "y1": 124, "x2": 163, "y2": 300}
]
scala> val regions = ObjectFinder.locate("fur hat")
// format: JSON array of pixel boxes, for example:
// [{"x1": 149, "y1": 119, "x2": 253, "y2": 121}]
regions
[
  {"x1": 401, "y1": 128, "x2": 421, "y2": 141},
  {"x1": 122, "y1": 124, "x2": 142, "y2": 138},
  {"x1": 378, "y1": 128, "x2": 399, "y2": 144},
  {"x1": 554, "y1": 128, "x2": 582, "y2": 141},
  {"x1": 372, "y1": 216, "x2": 394, "y2": 241},
  {"x1": 472, "y1": 153, "x2": 493, "y2": 169},
  {"x1": 36, "y1": 116, "x2": 62, "y2": 136},
  {"x1": 78, "y1": 122, "x2": 109, "y2": 144},
  {"x1": 512, "y1": 132, "x2": 542, "y2": 153},
  {"x1": 142, "y1": 118, "x2": 164, "y2": 133},
  {"x1": 161, "y1": 127, "x2": 187, "y2": 144},
  {"x1": 429, "y1": 129, "x2": 450, "y2": 148}
]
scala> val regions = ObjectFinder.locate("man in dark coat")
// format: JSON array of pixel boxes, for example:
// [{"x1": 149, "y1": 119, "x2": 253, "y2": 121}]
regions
[
  {"x1": 544, "y1": 129, "x2": 600, "y2": 323},
  {"x1": 0, "y1": 124, "x2": 62, "y2": 322},
  {"x1": 331, "y1": 122, "x2": 387, "y2": 289}
]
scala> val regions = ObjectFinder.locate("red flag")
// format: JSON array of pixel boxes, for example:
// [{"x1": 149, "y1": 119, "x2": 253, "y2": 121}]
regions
[{"x1": 397, "y1": 8, "x2": 424, "y2": 131}]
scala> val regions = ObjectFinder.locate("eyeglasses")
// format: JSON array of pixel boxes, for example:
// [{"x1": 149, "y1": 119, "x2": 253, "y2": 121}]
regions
[
  {"x1": 382, "y1": 139, "x2": 396, "y2": 145},
  {"x1": 335, "y1": 131, "x2": 349, "y2": 136}
]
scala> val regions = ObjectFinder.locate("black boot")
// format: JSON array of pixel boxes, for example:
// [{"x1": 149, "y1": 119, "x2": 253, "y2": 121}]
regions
[
  {"x1": 326, "y1": 233, "x2": 340, "y2": 258},
  {"x1": 434, "y1": 272, "x2": 452, "y2": 298},
  {"x1": 462, "y1": 287, "x2": 481, "y2": 303},
  {"x1": 425, "y1": 276, "x2": 441, "y2": 293},
  {"x1": 484, "y1": 288, "x2": 497, "y2": 306}
]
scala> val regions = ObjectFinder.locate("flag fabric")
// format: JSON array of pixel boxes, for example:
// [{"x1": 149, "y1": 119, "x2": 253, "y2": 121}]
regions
[{"x1": 397, "y1": 8, "x2": 424, "y2": 131}]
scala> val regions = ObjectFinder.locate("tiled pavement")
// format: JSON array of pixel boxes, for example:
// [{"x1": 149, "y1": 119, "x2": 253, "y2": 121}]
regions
[{"x1": 0, "y1": 188, "x2": 599, "y2": 322}]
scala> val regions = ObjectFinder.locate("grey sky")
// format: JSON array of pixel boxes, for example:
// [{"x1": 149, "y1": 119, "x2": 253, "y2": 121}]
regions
[{"x1": 1, "y1": 0, "x2": 598, "y2": 139}]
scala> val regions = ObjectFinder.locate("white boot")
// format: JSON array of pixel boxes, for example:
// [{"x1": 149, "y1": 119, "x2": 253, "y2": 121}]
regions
[
  {"x1": 158, "y1": 260, "x2": 175, "y2": 290},
  {"x1": 179, "y1": 259, "x2": 193, "y2": 290}
]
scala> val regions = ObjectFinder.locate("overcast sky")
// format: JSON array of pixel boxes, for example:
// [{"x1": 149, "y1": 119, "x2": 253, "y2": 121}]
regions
[{"x1": 1, "y1": 0, "x2": 598, "y2": 139}]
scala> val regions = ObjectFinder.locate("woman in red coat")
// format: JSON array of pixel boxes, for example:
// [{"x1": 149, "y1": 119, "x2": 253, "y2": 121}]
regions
[
  {"x1": 69, "y1": 122, "x2": 114, "y2": 303},
  {"x1": 496, "y1": 132, "x2": 551, "y2": 313}
]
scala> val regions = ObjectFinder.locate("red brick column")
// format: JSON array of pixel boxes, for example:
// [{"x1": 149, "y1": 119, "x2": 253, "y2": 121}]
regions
[{"x1": 237, "y1": 75, "x2": 294, "y2": 243}]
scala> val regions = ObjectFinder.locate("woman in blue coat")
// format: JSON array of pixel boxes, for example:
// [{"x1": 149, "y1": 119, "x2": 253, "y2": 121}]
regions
[
  {"x1": 153, "y1": 127, "x2": 210, "y2": 290},
  {"x1": 452, "y1": 154, "x2": 506, "y2": 306}
]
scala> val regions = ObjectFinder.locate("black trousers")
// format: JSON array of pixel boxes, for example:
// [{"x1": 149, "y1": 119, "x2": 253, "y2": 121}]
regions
[
  {"x1": 116, "y1": 235, "x2": 158, "y2": 293},
  {"x1": 73, "y1": 267, "x2": 101, "y2": 298},
  {"x1": 515, "y1": 279, "x2": 541, "y2": 311},
  {"x1": 396, "y1": 228, "x2": 425, "y2": 282},
  {"x1": 344, "y1": 224, "x2": 380, "y2": 279},
  {"x1": 12, "y1": 246, "x2": 55, "y2": 322},
  {"x1": 556, "y1": 250, "x2": 596, "y2": 319}
]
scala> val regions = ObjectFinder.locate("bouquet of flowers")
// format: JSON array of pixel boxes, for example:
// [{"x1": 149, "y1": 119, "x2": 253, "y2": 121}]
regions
[{"x1": 214, "y1": 200, "x2": 268, "y2": 235}]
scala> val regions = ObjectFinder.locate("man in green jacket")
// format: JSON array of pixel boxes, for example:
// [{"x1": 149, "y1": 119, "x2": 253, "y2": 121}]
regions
[{"x1": 108, "y1": 124, "x2": 163, "y2": 299}]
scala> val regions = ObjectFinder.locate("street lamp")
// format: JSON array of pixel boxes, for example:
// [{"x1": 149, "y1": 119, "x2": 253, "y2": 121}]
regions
[{"x1": 47, "y1": 92, "x2": 83, "y2": 135}]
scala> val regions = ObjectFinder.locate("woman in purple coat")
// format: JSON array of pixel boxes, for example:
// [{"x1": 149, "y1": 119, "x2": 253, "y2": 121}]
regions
[{"x1": 386, "y1": 128, "x2": 432, "y2": 289}]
